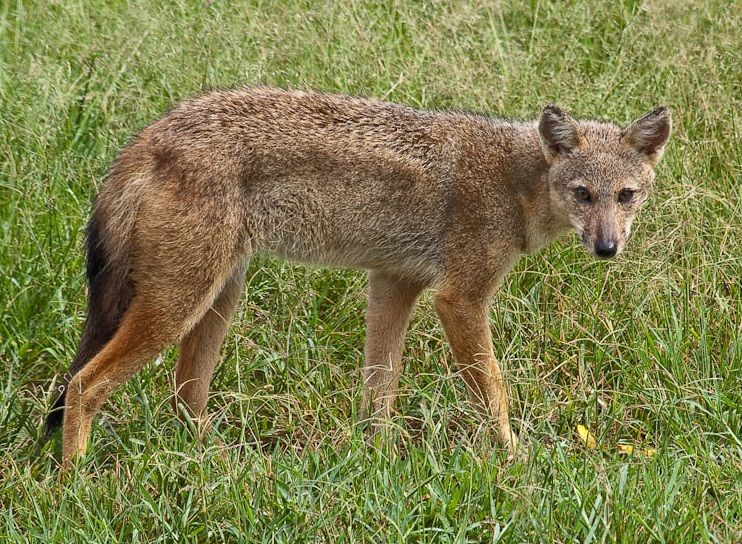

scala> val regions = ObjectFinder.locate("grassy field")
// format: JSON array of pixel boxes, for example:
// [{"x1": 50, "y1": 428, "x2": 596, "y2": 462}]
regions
[{"x1": 1, "y1": 0, "x2": 740, "y2": 542}]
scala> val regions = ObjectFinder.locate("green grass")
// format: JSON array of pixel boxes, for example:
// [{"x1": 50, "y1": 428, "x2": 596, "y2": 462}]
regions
[{"x1": 1, "y1": 0, "x2": 740, "y2": 541}]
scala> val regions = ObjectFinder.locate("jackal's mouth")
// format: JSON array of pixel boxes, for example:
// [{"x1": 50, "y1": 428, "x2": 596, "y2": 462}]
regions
[{"x1": 577, "y1": 229, "x2": 591, "y2": 251}]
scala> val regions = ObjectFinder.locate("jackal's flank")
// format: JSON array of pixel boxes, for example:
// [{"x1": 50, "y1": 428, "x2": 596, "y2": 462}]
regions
[{"x1": 43, "y1": 87, "x2": 671, "y2": 468}]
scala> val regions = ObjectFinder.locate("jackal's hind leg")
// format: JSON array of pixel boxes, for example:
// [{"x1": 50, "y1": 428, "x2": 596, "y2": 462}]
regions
[
  {"x1": 360, "y1": 271, "x2": 425, "y2": 430},
  {"x1": 61, "y1": 261, "x2": 241, "y2": 469},
  {"x1": 173, "y1": 264, "x2": 246, "y2": 423}
]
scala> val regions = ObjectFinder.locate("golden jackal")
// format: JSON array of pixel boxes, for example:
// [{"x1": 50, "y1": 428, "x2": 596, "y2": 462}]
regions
[{"x1": 43, "y1": 87, "x2": 671, "y2": 467}]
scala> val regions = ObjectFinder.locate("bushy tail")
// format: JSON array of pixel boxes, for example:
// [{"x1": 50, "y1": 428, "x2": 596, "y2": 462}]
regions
[{"x1": 42, "y1": 182, "x2": 138, "y2": 440}]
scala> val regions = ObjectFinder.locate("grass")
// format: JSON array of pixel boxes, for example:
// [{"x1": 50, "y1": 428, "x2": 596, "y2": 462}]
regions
[{"x1": 0, "y1": 0, "x2": 740, "y2": 541}]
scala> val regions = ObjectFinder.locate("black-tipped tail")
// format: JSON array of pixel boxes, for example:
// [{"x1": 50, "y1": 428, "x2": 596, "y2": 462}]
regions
[{"x1": 41, "y1": 209, "x2": 132, "y2": 441}]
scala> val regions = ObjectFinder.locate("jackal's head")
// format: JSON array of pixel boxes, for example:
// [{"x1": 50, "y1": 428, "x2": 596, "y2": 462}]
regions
[{"x1": 538, "y1": 105, "x2": 671, "y2": 259}]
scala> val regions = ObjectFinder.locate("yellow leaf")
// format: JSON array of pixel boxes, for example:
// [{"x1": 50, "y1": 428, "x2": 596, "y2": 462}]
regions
[
  {"x1": 576, "y1": 424, "x2": 597, "y2": 449},
  {"x1": 617, "y1": 444, "x2": 657, "y2": 457}
]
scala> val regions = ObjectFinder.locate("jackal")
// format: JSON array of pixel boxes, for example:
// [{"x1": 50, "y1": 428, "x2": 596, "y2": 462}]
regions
[{"x1": 43, "y1": 87, "x2": 671, "y2": 468}]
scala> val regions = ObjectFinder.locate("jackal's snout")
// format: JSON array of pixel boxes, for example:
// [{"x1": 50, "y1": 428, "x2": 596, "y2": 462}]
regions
[
  {"x1": 591, "y1": 214, "x2": 623, "y2": 259},
  {"x1": 580, "y1": 222, "x2": 622, "y2": 260},
  {"x1": 580, "y1": 208, "x2": 628, "y2": 260}
]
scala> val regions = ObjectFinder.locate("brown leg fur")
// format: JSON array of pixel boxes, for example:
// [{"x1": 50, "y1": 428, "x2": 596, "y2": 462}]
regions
[
  {"x1": 173, "y1": 264, "x2": 246, "y2": 421},
  {"x1": 434, "y1": 291, "x2": 517, "y2": 453},
  {"x1": 62, "y1": 298, "x2": 187, "y2": 467},
  {"x1": 360, "y1": 271, "x2": 425, "y2": 427}
]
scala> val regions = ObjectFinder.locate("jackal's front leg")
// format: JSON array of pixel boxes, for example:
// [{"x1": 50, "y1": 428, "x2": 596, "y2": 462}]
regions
[
  {"x1": 360, "y1": 271, "x2": 425, "y2": 428},
  {"x1": 434, "y1": 291, "x2": 517, "y2": 453}
]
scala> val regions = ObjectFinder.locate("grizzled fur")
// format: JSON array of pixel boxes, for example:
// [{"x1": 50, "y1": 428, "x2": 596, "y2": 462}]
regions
[{"x1": 43, "y1": 87, "x2": 670, "y2": 468}]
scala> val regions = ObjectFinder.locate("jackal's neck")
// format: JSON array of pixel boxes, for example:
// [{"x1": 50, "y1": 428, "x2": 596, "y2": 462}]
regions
[{"x1": 503, "y1": 124, "x2": 571, "y2": 253}]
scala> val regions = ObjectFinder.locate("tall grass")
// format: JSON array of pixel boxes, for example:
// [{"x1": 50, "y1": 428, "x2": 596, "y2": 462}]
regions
[{"x1": 1, "y1": 1, "x2": 740, "y2": 542}]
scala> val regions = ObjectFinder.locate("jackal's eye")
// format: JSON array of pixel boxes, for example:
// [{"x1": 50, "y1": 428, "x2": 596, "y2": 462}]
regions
[
  {"x1": 618, "y1": 189, "x2": 635, "y2": 204},
  {"x1": 574, "y1": 186, "x2": 592, "y2": 203}
]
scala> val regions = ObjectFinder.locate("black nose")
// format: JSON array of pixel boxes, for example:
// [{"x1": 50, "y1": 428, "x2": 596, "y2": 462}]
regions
[{"x1": 594, "y1": 240, "x2": 617, "y2": 258}]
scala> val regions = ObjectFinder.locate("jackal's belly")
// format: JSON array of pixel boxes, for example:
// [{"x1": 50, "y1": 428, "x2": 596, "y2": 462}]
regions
[
  {"x1": 245, "y1": 173, "x2": 445, "y2": 280},
  {"x1": 258, "y1": 223, "x2": 441, "y2": 280},
  {"x1": 250, "y1": 192, "x2": 442, "y2": 279}
]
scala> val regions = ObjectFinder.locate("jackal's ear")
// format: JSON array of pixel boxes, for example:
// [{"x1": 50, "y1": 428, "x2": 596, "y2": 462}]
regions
[
  {"x1": 622, "y1": 107, "x2": 671, "y2": 165},
  {"x1": 538, "y1": 104, "x2": 586, "y2": 163}
]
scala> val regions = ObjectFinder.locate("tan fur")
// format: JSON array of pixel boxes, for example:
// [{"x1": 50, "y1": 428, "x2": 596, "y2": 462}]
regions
[
  {"x1": 360, "y1": 271, "x2": 425, "y2": 424},
  {"x1": 56, "y1": 87, "x2": 670, "y2": 468},
  {"x1": 173, "y1": 264, "x2": 246, "y2": 420}
]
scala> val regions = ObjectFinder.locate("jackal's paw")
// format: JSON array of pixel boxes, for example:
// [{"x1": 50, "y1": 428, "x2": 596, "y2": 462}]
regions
[
  {"x1": 362, "y1": 419, "x2": 393, "y2": 446},
  {"x1": 504, "y1": 430, "x2": 529, "y2": 462}
]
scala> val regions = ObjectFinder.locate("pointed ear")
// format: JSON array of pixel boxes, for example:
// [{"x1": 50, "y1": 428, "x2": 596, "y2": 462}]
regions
[
  {"x1": 621, "y1": 106, "x2": 671, "y2": 165},
  {"x1": 538, "y1": 104, "x2": 586, "y2": 163}
]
